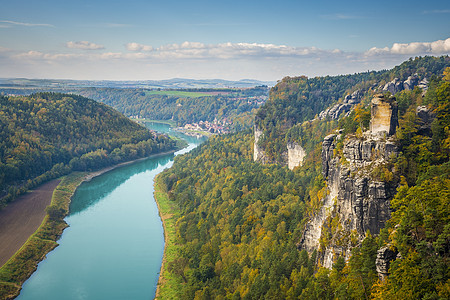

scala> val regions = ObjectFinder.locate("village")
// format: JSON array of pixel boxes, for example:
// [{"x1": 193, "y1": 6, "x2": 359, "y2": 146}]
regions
[{"x1": 174, "y1": 119, "x2": 230, "y2": 137}]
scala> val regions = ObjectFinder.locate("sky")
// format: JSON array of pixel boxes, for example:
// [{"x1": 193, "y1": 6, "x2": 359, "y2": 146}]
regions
[{"x1": 0, "y1": 0, "x2": 449, "y2": 81}]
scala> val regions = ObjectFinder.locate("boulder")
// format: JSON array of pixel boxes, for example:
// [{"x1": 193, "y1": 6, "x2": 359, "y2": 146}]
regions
[{"x1": 376, "y1": 246, "x2": 398, "y2": 281}]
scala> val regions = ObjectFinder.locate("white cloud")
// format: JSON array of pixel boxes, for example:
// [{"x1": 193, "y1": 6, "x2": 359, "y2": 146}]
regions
[
  {"x1": 13, "y1": 51, "x2": 83, "y2": 61},
  {"x1": 66, "y1": 41, "x2": 105, "y2": 50},
  {"x1": 366, "y1": 38, "x2": 450, "y2": 55},
  {"x1": 2, "y1": 38, "x2": 449, "y2": 81},
  {"x1": 0, "y1": 20, "x2": 54, "y2": 27},
  {"x1": 126, "y1": 42, "x2": 154, "y2": 52},
  {"x1": 124, "y1": 41, "x2": 334, "y2": 59}
]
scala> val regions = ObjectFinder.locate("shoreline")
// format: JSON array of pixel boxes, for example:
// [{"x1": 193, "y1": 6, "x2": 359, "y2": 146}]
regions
[
  {"x1": 154, "y1": 176, "x2": 168, "y2": 299},
  {"x1": 82, "y1": 149, "x2": 178, "y2": 182},
  {"x1": 0, "y1": 148, "x2": 179, "y2": 299},
  {"x1": 153, "y1": 175, "x2": 184, "y2": 299}
]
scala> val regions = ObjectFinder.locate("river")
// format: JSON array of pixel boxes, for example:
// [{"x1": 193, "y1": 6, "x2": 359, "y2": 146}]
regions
[{"x1": 18, "y1": 122, "x2": 206, "y2": 300}]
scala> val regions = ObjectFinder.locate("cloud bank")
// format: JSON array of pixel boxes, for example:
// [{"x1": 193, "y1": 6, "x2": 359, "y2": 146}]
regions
[
  {"x1": 66, "y1": 41, "x2": 105, "y2": 50},
  {"x1": 366, "y1": 38, "x2": 450, "y2": 55},
  {"x1": 1, "y1": 38, "x2": 449, "y2": 80}
]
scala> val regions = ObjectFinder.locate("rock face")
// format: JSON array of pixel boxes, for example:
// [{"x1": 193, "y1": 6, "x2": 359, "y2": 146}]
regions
[
  {"x1": 299, "y1": 96, "x2": 399, "y2": 268},
  {"x1": 254, "y1": 125, "x2": 270, "y2": 163},
  {"x1": 287, "y1": 142, "x2": 306, "y2": 170},
  {"x1": 319, "y1": 90, "x2": 361, "y2": 120},
  {"x1": 403, "y1": 75, "x2": 419, "y2": 91},
  {"x1": 416, "y1": 105, "x2": 435, "y2": 136},
  {"x1": 376, "y1": 246, "x2": 399, "y2": 281},
  {"x1": 254, "y1": 126, "x2": 306, "y2": 168},
  {"x1": 383, "y1": 78, "x2": 403, "y2": 95},
  {"x1": 382, "y1": 75, "x2": 425, "y2": 94},
  {"x1": 370, "y1": 94, "x2": 398, "y2": 136}
]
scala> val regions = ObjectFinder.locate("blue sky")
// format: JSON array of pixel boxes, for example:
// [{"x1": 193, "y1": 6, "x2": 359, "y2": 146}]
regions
[{"x1": 0, "y1": 0, "x2": 449, "y2": 80}]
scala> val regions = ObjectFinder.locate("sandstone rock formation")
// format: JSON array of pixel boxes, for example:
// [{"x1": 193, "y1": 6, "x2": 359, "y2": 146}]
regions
[
  {"x1": 319, "y1": 90, "x2": 361, "y2": 120},
  {"x1": 376, "y1": 246, "x2": 399, "y2": 281},
  {"x1": 383, "y1": 78, "x2": 403, "y2": 95},
  {"x1": 370, "y1": 94, "x2": 398, "y2": 136},
  {"x1": 381, "y1": 74, "x2": 427, "y2": 94},
  {"x1": 416, "y1": 105, "x2": 435, "y2": 136},
  {"x1": 299, "y1": 95, "x2": 399, "y2": 268},
  {"x1": 403, "y1": 74, "x2": 419, "y2": 91},
  {"x1": 254, "y1": 126, "x2": 306, "y2": 169},
  {"x1": 253, "y1": 126, "x2": 269, "y2": 163},
  {"x1": 287, "y1": 142, "x2": 306, "y2": 170}
]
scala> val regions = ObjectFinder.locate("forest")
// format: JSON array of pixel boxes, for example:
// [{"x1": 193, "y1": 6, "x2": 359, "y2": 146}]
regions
[
  {"x1": 76, "y1": 86, "x2": 268, "y2": 131},
  {"x1": 156, "y1": 58, "x2": 449, "y2": 299},
  {"x1": 256, "y1": 56, "x2": 450, "y2": 163},
  {"x1": 0, "y1": 92, "x2": 177, "y2": 209},
  {"x1": 1, "y1": 86, "x2": 269, "y2": 132}
]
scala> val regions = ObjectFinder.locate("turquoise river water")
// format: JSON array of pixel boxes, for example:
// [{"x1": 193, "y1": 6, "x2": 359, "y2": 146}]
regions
[{"x1": 18, "y1": 122, "x2": 205, "y2": 300}]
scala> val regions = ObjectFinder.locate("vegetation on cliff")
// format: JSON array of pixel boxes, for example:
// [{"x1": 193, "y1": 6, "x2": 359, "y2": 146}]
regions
[
  {"x1": 156, "y1": 60, "x2": 449, "y2": 298},
  {"x1": 256, "y1": 56, "x2": 450, "y2": 164},
  {"x1": 0, "y1": 92, "x2": 176, "y2": 209}
]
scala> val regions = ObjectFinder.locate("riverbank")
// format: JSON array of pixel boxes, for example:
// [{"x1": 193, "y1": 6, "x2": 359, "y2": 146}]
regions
[
  {"x1": 0, "y1": 180, "x2": 61, "y2": 268},
  {"x1": 134, "y1": 118, "x2": 177, "y2": 127},
  {"x1": 153, "y1": 174, "x2": 184, "y2": 299},
  {"x1": 0, "y1": 173, "x2": 85, "y2": 299},
  {"x1": 0, "y1": 149, "x2": 179, "y2": 299}
]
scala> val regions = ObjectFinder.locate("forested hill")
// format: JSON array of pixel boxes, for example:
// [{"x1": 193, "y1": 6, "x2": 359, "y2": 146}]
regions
[
  {"x1": 75, "y1": 86, "x2": 268, "y2": 131},
  {"x1": 0, "y1": 92, "x2": 176, "y2": 208},
  {"x1": 256, "y1": 56, "x2": 450, "y2": 163},
  {"x1": 155, "y1": 57, "x2": 449, "y2": 299},
  {"x1": 0, "y1": 86, "x2": 269, "y2": 131}
]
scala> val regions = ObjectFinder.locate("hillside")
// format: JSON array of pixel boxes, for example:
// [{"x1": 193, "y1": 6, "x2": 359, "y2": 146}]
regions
[
  {"x1": 76, "y1": 86, "x2": 269, "y2": 131},
  {"x1": 0, "y1": 92, "x2": 177, "y2": 208},
  {"x1": 255, "y1": 56, "x2": 450, "y2": 164},
  {"x1": 155, "y1": 57, "x2": 449, "y2": 299},
  {"x1": 1, "y1": 86, "x2": 269, "y2": 132}
]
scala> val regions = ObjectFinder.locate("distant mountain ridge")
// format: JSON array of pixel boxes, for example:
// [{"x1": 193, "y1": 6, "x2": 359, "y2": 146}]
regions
[{"x1": 0, "y1": 78, "x2": 275, "y2": 90}]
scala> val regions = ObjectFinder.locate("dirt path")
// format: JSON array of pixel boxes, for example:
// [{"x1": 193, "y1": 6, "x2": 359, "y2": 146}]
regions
[{"x1": 0, "y1": 179, "x2": 61, "y2": 267}]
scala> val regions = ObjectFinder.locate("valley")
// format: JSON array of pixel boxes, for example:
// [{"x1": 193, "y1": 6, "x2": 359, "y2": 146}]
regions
[{"x1": 0, "y1": 56, "x2": 449, "y2": 299}]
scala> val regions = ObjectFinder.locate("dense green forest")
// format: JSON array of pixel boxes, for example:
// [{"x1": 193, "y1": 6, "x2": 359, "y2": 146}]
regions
[
  {"x1": 0, "y1": 92, "x2": 177, "y2": 208},
  {"x1": 256, "y1": 56, "x2": 450, "y2": 163},
  {"x1": 157, "y1": 60, "x2": 449, "y2": 299},
  {"x1": 76, "y1": 86, "x2": 268, "y2": 131},
  {"x1": 1, "y1": 86, "x2": 269, "y2": 131}
]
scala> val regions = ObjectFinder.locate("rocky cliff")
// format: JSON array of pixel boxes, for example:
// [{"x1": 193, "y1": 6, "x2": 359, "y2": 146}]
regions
[
  {"x1": 254, "y1": 126, "x2": 306, "y2": 170},
  {"x1": 287, "y1": 142, "x2": 306, "y2": 170},
  {"x1": 253, "y1": 126, "x2": 270, "y2": 164},
  {"x1": 319, "y1": 90, "x2": 361, "y2": 120},
  {"x1": 381, "y1": 74, "x2": 428, "y2": 94},
  {"x1": 299, "y1": 96, "x2": 399, "y2": 268}
]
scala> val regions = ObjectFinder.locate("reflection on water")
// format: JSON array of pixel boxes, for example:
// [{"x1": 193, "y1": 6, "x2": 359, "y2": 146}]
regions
[
  {"x1": 18, "y1": 121, "x2": 206, "y2": 300},
  {"x1": 69, "y1": 155, "x2": 172, "y2": 215}
]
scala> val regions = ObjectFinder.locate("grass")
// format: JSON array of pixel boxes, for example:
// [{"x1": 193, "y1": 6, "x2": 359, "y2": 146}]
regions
[
  {"x1": 145, "y1": 90, "x2": 210, "y2": 98},
  {"x1": 0, "y1": 172, "x2": 86, "y2": 299},
  {"x1": 153, "y1": 174, "x2": 184, "y2": 299}
]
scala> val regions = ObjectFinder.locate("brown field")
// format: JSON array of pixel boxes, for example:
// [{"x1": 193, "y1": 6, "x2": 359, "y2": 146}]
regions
[{"x1": 0, "y1": 179, "x2": 60, "y2": 267}]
